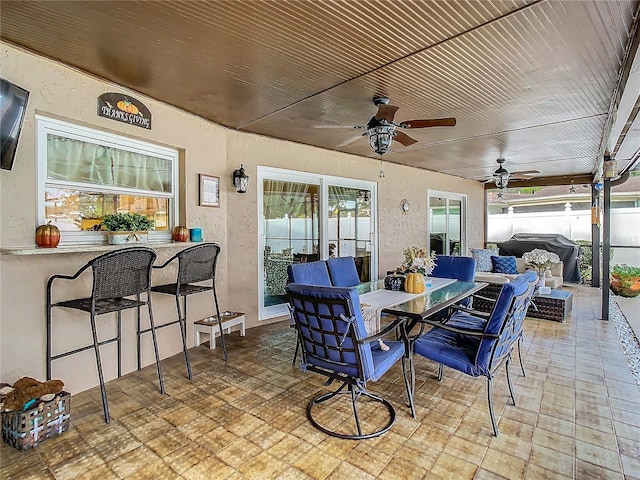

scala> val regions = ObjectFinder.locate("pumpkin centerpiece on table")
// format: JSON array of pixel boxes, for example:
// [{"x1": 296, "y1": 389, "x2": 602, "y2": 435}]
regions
[
  {"x1": 172, "y1": 225, "x2": 189, "y2": 242},
  {"x1": 404, "y1": 273, "x2": 425, "y2": 294},
  {"x1": 35, "y1": 222, "x2": 60, "y2": 248}
]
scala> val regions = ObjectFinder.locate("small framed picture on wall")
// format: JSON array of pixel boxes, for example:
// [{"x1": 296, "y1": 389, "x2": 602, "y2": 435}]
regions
[{"x1": 199, "y1": 174, "x2": 220, "y2": 207}]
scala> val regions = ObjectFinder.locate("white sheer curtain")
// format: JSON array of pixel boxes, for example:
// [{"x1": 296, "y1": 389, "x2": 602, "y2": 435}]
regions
[{"x1": 47, "y1": 135, "x2": 171, "y2": 192}]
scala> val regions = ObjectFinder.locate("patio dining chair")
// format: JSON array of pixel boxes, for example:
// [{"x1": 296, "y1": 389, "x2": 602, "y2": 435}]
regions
[
  {"x1": 410, "y1": 273, "x2": 533, "y2": 436},
  {"x1": 151, "y1": 243, "x2": 226, "y2": 376},
  {"x1": 286, "y1": 260, "x2": 332, "y2": 365},
  {"x1": 427, "y1": 255, "x2": 477, "y2": 321},
  {"x1": 47, "y1": 247, "x2": 164, "y2": 423},
  {"x1": 442, "y1": 269, "x2": 538, "y2": 376},
  {"x1": 286, "y1": 283, "x2": 415, "y2": 440},
  {"x1": 326, "y1": 256, "x2": 360, "y2": 287}
]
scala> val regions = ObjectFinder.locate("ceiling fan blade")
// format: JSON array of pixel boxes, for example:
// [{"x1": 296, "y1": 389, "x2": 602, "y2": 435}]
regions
[
  {"x1": 314, "y1": 125, "x2": 366, "y2": 129},
  {"x1": 511, "y1": 170, "x2": 540, "y2": 176},
  {"x1": 375, "y1": 105, "x2": 399, "y2": 122},
  {"x1": 394, "y1": 131, "x2": 418, "y2": 147},
  {"x1": 335, "y1": 133, "x2": 366, "y2": 148},
  {"x1": 399, "y1": 117, "x2": 457, "y2": 128}
]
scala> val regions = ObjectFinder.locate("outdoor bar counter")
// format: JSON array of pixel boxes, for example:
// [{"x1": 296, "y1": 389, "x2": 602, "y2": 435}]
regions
[{"x1": 0, "y1": 242, "x2": 229, "y2": 395}]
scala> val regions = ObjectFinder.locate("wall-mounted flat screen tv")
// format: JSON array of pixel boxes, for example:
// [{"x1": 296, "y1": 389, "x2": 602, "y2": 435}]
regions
[{"x1": 1, "y1": 78, "x2": 30, "y2": 171}]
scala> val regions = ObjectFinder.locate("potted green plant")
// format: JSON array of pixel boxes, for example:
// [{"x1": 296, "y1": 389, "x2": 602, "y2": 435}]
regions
[
  {"x1": 610, "y1": 264, "x2": 640, "y2": 298},
  {"x1": 100, "y1": 212, "x2": 155, "y2": 245}
]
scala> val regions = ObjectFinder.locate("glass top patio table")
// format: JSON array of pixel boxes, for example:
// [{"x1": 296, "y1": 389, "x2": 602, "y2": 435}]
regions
[
  {"x1": 381, "y1": 280, "x2": 488, "y2": 321},
  {"x1": 354, "y1": 277, "x2": 487, "y2": 333}
]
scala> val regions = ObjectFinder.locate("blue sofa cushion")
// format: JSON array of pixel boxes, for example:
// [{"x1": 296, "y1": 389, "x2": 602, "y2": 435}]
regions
[{"x1": 491, "y1": 255, "x2": 518, "y2": 274}]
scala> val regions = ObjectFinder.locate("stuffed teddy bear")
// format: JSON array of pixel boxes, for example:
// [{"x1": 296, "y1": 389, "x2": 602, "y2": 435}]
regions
[{"x1": 0, "y1": 377, "x2": 64, "y2": 412}]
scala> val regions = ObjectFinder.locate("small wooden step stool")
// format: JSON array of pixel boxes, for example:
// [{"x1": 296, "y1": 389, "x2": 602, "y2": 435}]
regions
[{"x1": 194, "y1": 311, "x2": 245, "y2": 349}]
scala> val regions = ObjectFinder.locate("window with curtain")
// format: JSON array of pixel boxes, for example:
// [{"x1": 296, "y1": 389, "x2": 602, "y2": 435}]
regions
[{"x1": 37, "y1": 116, "x2": 178, "y2": 245}]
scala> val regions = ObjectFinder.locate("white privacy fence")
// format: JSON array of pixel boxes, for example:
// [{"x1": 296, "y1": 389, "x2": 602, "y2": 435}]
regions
[
  {"x1": 488, "y1": 207, "x2": 640, "y2": 265},
  {"x1": 265, "y1": 216, "x2": 372, "y2": 256}
]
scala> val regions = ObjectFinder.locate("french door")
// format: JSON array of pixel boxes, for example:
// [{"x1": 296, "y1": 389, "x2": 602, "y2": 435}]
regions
[
  {"x1": 428, "y1": 190, "x2": 466, "y2": 256},
  {"x1": 259, "y1": 167, "x2": 377, "y2": 319}
]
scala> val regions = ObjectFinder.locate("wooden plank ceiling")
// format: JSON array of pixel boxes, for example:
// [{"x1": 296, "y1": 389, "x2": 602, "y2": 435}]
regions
[{"x1": 1, "y1": 0, "x2": 638, "y2": 184}]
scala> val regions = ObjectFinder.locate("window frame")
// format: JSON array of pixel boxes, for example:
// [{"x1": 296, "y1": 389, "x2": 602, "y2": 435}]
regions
[{"x1": 36, "y1": 115, "x2": 178, "y2": 245}]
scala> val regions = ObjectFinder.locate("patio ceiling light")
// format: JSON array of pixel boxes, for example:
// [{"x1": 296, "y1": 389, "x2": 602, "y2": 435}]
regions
[{"x1": 368, "y1": 125, "x2": 396, "y2": 156}]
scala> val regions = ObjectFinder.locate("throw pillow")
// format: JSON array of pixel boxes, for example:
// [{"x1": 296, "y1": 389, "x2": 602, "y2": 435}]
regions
[
  {"x1": 491, "y1": 255, "x2": 518, "y2": 274},
  {"x1": 471, "y1": 248, "x2": 499, "y2": 272}
]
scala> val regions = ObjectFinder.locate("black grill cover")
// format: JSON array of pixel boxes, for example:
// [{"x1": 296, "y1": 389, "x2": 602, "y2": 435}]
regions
[{"x1": 497, "y1": 233, "x2": 581, "y2": 283}]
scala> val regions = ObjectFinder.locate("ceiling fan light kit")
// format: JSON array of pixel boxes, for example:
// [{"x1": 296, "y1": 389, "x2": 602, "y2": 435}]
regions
[
  {"x1": 368, "y1": 125, "x2": 395, "y2": 155},
  {"x1": 323, "y1": 96, "x2": 456, "y2": 156}
]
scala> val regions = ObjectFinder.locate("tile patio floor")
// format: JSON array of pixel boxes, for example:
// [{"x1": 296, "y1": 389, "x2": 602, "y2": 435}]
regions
[{"x1": 1, "y1": 285, "x2": 639, "y2": 479}]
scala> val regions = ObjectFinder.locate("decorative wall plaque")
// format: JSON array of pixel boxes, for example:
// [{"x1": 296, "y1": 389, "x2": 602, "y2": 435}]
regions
[{"x1": 97, "y1": 93, "x2": 151, "y2": 129}]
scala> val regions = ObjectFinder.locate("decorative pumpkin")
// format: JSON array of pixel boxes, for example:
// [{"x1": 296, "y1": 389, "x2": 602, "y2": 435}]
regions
[
  {"x1": 404, "y1": 273, "x2": 425, "y2": 294},
  {"x1": 35, "y1": 222, "x2": 60, "y2": 248},
  {"x1": 172, "y1": 225, "x2": 189, "y2": 242}
]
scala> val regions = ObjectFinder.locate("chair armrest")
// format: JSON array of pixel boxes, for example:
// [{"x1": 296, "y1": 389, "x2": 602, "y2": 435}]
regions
[
  {"x1": 550, "y1": 261, "x2": 563, "y2": 278},
  {"x1": 357, "y1": 317, "x2": 405, "y2": 344},
  {"x1": 446, "y1": 304, "x2": 490, "y2": 318},
  {"x1": 47, "y1": 264, "x2": 91, "y2": 287},
  {"x1": 472, "y1": 294, "x2": 497, "y2": 303},
  {"x1": 153, "y1": 253, "x2": 179, "y2": 269},
  {"x1": 47, "y1": 263, "x2": 93, "y2": 302}
]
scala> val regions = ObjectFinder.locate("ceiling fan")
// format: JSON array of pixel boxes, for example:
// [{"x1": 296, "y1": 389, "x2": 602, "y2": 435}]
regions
[
  {"x1": 318, "y1": 96, "x2": 456, "y2": 156},
  {"x1": 486, "y1": 158, "x2": 539, "y2": 189}
]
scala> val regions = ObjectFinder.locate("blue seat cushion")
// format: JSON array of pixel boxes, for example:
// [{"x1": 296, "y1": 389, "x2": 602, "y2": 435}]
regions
[
  {"x1": 414, "y1": 328, "x2": 485, "y2": 377},
  {"x1": 491, "y1": 255, "x2": 518, "y2": 274}
]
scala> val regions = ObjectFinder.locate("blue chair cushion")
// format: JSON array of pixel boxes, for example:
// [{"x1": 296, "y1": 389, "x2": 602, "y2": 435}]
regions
[
  {"x1": 287, "y1": 261, "x2": 332, "y2": 286},
  {"x1": 286, "y1": 284, "x2": 376, "y2": 379},
  {"x1": 327, "y1": 257, "x2": 361, "y2": 287},
  {"x1": 414, "y1": 328, "x2": 483, "y2": 376},
  {"x1": 470, "y1": 248, "x2": 498, "y2": 272},
  {"x1": 432, "y1": 255, "x2": 477, "y2": 282},
  {"x1": 491, "y1": 255, "x2": 518, "y2": 274}
]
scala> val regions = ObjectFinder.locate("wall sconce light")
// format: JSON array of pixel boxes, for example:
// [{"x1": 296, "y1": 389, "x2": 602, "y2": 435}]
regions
[{"x1": 232, "y1": 164, "x2": 249, "y2": 193}]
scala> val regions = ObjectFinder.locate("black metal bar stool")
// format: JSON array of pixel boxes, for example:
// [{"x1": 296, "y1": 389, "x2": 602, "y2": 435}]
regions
[
  {"x1": 150, "y1": 242, "x2": 226, "y2": 380},
  {"x1": 46, "y1": 247, "x2": 164, "y2": 423}
]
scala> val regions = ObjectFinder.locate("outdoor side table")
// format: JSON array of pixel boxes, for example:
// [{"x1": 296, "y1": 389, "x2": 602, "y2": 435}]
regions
[
  {"x1": 195, "y1": 311, "x2": 245, "y2": 349},
  {"x1": 528, "y1": 289, "x2": 573, "y2": 322}
]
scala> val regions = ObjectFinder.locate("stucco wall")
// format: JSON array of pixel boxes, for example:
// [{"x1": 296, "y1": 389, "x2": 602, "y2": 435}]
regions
[
  {"x1": 1, "y1": 42, "x2": 484, "y2": 394},
  {"x1": 0, "y1": 43, "x2": 231, "y2": 393}
]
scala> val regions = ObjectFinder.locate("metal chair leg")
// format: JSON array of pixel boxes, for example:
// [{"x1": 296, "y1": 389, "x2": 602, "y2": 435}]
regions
[
  {"x1": 46, "y1": 295, "x2": 53, "y2": 381},
  {"x1": 517, "y1": 337, "x2": 526, "y2": 377},
  {"x1": 292, "y1": 337, "x2": 300, "y2": 366},
  {"x1": 117, "y1": 311, "x2": 122, "y2": 378},
  {"x1": 401, "y1": 356, "x2": 416, "y2": 418},
  {"x1": 146, "y1": 298, "x2": 165, "y2": 395},
  {"x1": 487, "y1": 377, "x2": 498, "y2": 436},
  {"x1": 212, "y1": 284, "x2": 228, "y2": 361},
  {"x1": 505, "y1": 358, "x2": 517, "y2": 406},
  {"x1": 89, "y1": 313, "x2": 110, "y2": 423},
  {"x1": 176, "y1": 295, "x2": 192, "y2": 380},
  {"x1": 437, "y1": 364, "x2": 444, "y2": 381}
]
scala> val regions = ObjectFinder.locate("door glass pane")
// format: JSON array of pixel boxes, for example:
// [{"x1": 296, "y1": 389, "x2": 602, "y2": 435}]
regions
[
  {"x1": 449, "y1": 199, "x2": 461, "y2": 255},
  {"x1": 429, "y1": 196, "x2": 447, "y2": 255},
  {"x1": 328, "y1": 186, "x2": 372, "y2": 282},
  {"x1": 263, "y1": 179, "x2": 319, "y2": 307}
]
